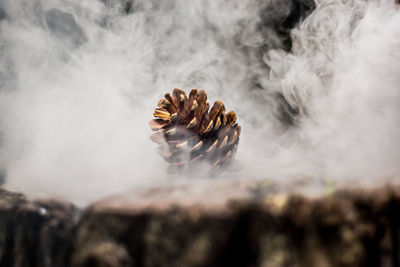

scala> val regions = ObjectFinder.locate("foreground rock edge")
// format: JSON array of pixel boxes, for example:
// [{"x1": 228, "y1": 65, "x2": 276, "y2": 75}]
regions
[{"x1": 1, "y1": 185, "x2": 400, "y2": 266}]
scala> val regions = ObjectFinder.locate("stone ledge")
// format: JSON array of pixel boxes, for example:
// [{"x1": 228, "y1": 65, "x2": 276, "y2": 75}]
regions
[{"x1": 0, "y1": 184, "x2": 399, "y2": 267}]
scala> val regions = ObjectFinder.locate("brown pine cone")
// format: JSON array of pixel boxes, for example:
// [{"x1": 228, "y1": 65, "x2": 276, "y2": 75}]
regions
[{"x1": 149, "y1": 88, "x2": 241, "y2": 174}]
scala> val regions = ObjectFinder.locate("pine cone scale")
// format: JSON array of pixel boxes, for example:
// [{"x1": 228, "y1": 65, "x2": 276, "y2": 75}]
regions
[{"x1": 150, "y1": 88, "x2": 241, "y2": 174}]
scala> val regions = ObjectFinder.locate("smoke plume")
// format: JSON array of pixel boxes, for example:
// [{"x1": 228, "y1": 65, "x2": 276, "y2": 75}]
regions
[{"x1": 0, "y1": 0, "x2": 399, "y2": 205}]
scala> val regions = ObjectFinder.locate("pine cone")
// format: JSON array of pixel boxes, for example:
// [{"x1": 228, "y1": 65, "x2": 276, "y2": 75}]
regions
[{"x1": 149, "y1": 88, "x2": 241, "y2": 174}]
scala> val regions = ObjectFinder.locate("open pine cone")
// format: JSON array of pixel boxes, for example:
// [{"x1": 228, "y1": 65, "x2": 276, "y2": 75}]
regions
[{"x1": 149, "y1": 88, "x2": 241, "y2": 174}]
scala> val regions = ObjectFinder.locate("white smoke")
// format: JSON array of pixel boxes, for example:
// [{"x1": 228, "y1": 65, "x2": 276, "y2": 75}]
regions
[
  {"x1": 0, "y1": 0, "x2": 399, "y2": 205},
  {"x1": 261, "y1": 0, "x2": 400, "y2": 185}
]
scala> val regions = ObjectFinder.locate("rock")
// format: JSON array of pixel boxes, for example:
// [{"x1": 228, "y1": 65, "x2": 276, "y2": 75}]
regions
[
  {"x1": 72, "y1": 181, "x2": 400, "y2": 267},
  {"x1": 0, "y1": 188, "x2": 77, "y2": 267},
  {"x1": 1, "y1": 182, "x2": 400, "y2": 266}
]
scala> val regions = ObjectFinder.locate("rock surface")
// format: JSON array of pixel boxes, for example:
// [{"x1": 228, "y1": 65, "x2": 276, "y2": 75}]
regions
[
  {"x1": 1, "y1": 182, "x2": 400, "y2": 267},
  {"x1": 0, "y1": 188, "x2": 77, "y2": 267}
]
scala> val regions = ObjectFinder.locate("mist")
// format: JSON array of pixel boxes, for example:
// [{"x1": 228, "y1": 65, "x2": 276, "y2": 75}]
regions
[{"x1": 0, "y1": 0, "x2": 399, "y2": 205}]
